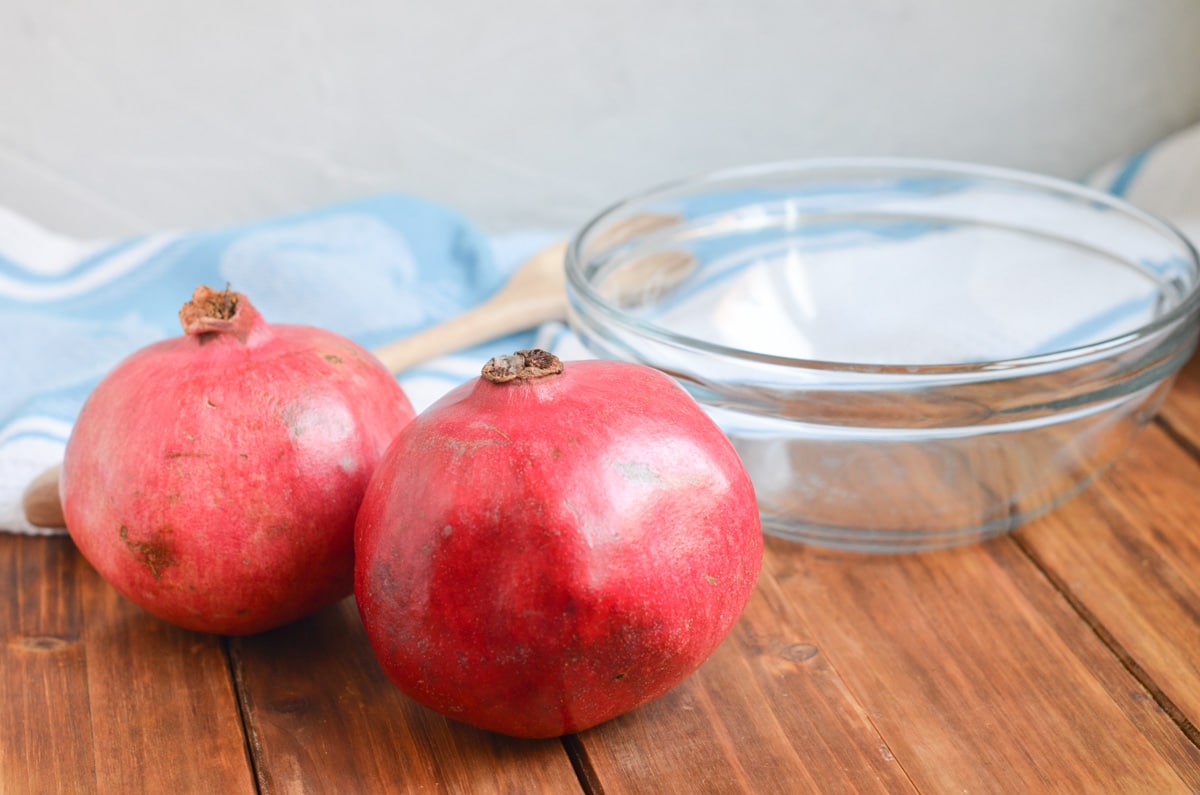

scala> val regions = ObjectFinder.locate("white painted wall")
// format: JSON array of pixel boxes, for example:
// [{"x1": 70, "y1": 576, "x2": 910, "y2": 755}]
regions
[{"x1": 2, "y1": 0, "x2": 1199, "y2": 239}]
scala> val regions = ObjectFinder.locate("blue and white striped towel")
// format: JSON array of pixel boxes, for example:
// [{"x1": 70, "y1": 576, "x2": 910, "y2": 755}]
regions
[
  {"x1": 1086, "y1": 121, "x2": 1200, "y2": 246},
  {"x1": 4, "y1": 122, "x2": 1200, "y2": 535},
  {"x1": 1, "y1": 195, "x2": 561, "y2": 534}
]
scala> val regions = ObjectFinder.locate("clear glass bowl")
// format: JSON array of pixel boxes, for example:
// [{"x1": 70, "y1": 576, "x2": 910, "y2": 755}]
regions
[{"x1": 564, "y1": 158, "x2": 1200, "y2": 553}]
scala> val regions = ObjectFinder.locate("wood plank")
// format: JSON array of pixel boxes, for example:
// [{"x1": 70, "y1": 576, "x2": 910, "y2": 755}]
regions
[
  {"x1": 1160, "y1": 347, "x2": 1200, "y2": 452},
  {"x1": 1, "y1": 535, "x2": 96, "y2": 795},
  {"x1": 80, "y1": 569, "x2": 258, "y2": 793},
  {"x1": 0, "y1": 535, "x2": 257, "y2": 794},
  {"x1": 572, "y1": 568, "x2": 916, "y2": 794},
  {"x1": 229, "y1": 597, "x2": 584, "y2": 794},
  {"x1": 1016, "y1": 424, "x2": 1200, "y2": 736},
  {"x1": 760, "y1": 536, "x2": 1200, "y2": 793}
]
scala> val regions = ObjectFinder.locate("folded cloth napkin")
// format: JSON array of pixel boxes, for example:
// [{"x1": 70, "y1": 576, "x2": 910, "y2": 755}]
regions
[
  {"x1": 0, "y1": 195, "x2": 560, "y2": 534},
  {"x1": 5, "y1": 121, "x2": 1200, "y2": 536},
  {"x1": 1085, "y1": 121, "x2": 1200, "y2": 245}
]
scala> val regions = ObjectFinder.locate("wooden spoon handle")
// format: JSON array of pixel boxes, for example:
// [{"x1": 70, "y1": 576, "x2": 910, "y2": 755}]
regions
[
  {"x1": 21, "y1": 465, "x2": 64, "y2": 529},
  {"x1": 372, "y1": 241, "x2": 566, "y2": 372}
]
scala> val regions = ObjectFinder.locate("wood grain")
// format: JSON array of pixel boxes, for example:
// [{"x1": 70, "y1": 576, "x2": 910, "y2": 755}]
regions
[
  {"x1": 0, "y1": 535, "x2": 96, "y2": 795},
  {"x1": 229, "y1": 597, "x2": 583, "y2": 794},
  {"x1": 574, "y1": 522, "x2": 1200, "y2": 793},
  {"x1": 1159, "y1": 344, "x2": 1200, "y2": 453},
  {"x1": 572, "y1": 568, "x2": 916, "y2": 794},
  {"x1": 1017, "y1": 424, "x2": 1200, "y2": 737},
  {"x1": 0, "y1": 535, "x2": 255, "y2": 794},
  {"x1": 758, "y1": 535, "x2": 1200, "y2": 793},
  {"x1": 80, "y1": 570, "x2": 257, "y2": 792}
]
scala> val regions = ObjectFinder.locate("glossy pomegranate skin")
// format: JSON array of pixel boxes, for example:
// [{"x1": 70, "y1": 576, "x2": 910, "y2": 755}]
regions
[
  {"x1": 61, "y1": 291, "x2": 415, "y2": 635},
  {"x1": 354, "y1": 355, "x2": 762, "y2": 738}
]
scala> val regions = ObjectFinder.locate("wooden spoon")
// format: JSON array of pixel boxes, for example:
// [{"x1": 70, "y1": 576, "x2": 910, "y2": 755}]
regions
[
  {"x1": 21, "y1": 213, "x2": 689, "y2": 529},
  {"x1": 372, "y1": 239, "x2": 567, "y2": 373}
]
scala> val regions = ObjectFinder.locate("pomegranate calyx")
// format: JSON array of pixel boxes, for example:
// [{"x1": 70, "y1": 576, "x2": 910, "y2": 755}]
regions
[
  {"x1": 481, "y1": 349, "x2": 564, "y2": 383},
  {"x1": 179, "y1": 285, "x2": 259, "y2": 342}
]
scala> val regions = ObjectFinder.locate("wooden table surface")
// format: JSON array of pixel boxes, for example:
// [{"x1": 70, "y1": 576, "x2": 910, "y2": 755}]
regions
[{"x1": 5, "y1": 358, "x2": 1200, "y2": 795}]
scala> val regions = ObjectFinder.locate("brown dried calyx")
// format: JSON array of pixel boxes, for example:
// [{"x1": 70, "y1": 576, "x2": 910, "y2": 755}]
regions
[
  {"x1": 179, "y1": 285, "x2": 255, "y2": 341},
  {"x1": 481, "y1": 349, "x2": 564, "y2": 383}
]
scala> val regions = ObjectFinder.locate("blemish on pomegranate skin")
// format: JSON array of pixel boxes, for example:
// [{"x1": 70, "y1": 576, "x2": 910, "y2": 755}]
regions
[
  {"x1": 119, "y1": 524, "x2": 178, "y2": 580},
  {"x1": 322, "y1": 353, "x2": 343, "y2": 364},
  {"x1": 206, "y1": 398, "x2": 218, "y2": 409}
]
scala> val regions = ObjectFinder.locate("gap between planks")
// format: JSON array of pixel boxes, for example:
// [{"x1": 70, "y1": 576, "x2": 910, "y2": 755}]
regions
[
  {"x1": 562, "y1": 733, "x2": 605, "y2": 795},
  {"x1": 1156, "y1": 413, "x2": 1200, "y2": 466},
  {"x1": 222, "y1": 635, "x2": 266, "y2": 795},
  {"x1": 1004, "y1": 413, "x2": 1200, "y2": 751},
  {"x1": 1010, "y1": 530, "x2": 1200, "y2": 749}
]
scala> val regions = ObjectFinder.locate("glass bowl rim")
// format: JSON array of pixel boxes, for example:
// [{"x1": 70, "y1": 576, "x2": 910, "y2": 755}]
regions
[{"x1": 564, "y1": 156, "x2": 1200, "y2": 376}]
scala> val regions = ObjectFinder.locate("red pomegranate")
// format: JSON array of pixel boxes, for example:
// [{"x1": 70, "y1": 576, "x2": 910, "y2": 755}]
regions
[
  {"x1": 61, "y1": 286, "x2": 415, "y2": 635},
  {"x1": 354, "y1": 349, "x2": 762, "y2": 738}
]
